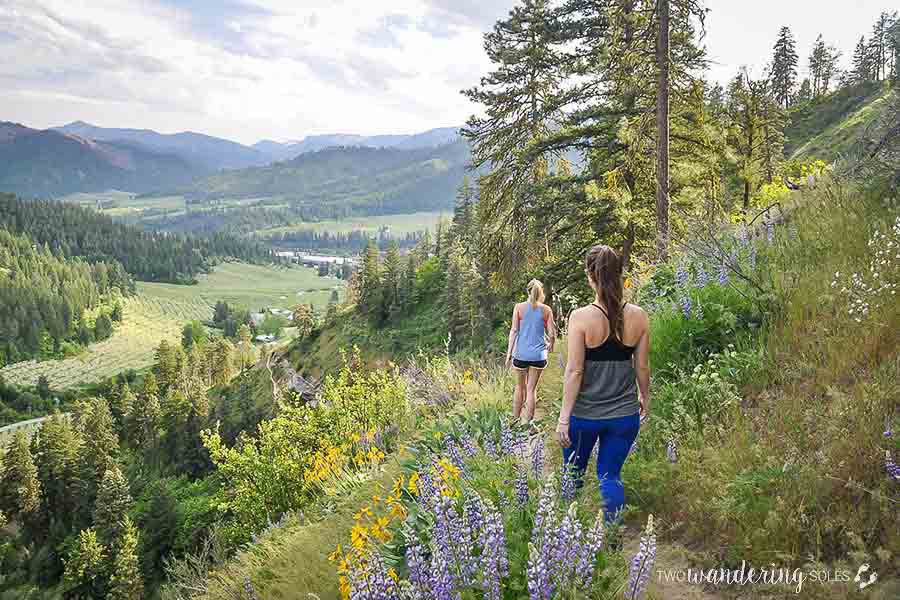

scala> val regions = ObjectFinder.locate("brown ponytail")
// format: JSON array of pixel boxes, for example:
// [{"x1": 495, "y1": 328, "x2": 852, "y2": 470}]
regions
[{"x1": 586, "y1": 244, "x2": 625, "y2": 344}]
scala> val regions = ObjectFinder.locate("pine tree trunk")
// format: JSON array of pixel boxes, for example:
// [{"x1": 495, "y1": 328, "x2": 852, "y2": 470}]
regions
[{"x1": 655, "y1": 0, "x2": 670, "y2": 261}]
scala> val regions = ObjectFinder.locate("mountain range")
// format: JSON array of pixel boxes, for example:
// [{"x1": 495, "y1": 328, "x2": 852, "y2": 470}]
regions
[
  {"x1": 252, "y1": 127, "x2": 461, "y2": 162},
  {"x1": 0, "y1": 122, "x2": 203, "y2": 198}
]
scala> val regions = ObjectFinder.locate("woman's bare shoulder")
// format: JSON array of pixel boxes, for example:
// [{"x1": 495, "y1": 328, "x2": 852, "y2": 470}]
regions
[{"x1": 625, "y1": 302, "x2": 650, "y2": 324}]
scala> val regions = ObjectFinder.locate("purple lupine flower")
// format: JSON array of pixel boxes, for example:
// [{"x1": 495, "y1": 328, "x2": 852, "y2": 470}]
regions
[
  {"x1": 748, "y1": 245, "x2": 757, "y2": 270},
  {"x1": 348, "y1": 549, "x2": 402, "y2": 600},
  {"x1": 460, "y1": 433, "x2": 478, "y2": 458},
  {"x1": 886, "y1": 452, "x2": 900, "y2": 483},
  {"x1": 766, "y1": 222, "x2": 775, "y2": 244},
  {"x1": 737, "y1": 225, "x2": 749, "y2": 247},
  {"x1": 680, "y1": 295, "x2": 692, "y2": 319},
  {"x1": 244, "y1": 578, "x2": 259, "y2": 600},
  {"x1": 500, "y1": 419, "x2": 516, "y2": 455},
  {"x1": 576, "y1": 509, "x2": 606, "y2": 590},
  {"x1": 429, "y1": 543, "x2": 460, "y2": 600},
  {"x1": 694, "y1": 302, "x2": 704, "y2": 321},
  {"x1": 675, "y1": 265, "x2": 690, "y2": 288},
  {"x1": 404, "y1": 523, "x2": 432, "y2": 599},
  {"x1": 417, "y1": 470, "x2": 439, "y2": 510},
  {"x1": 483, "y1": 435, "x2": 499, "y2": 459},
  {"x1": 431, "y1": 494, "x2": 475, "y2": 588},
  {"x1": 478, "y1": 499, "x2": 509, "y2": 600},
  {"x1": 527, "y1": 542, "x2": 552, "y2": 600},
  {"x1": 445, "y1": 439, "x2": 466, "y2": 472},
  {"x1": 531, "y1": 436, "x2": 545, "y2": 477},
  {"x1": 717, "y1": 261, "x2": 729, "y2": 285},
  {"x1": 696, "y1": 265, "x2": 709, "y2": 288},
  {"x1": 552, "y1": 502, "x2": 583, "y2": 590},
  {"x1": 559, "y1": 459, "x2": 577, "y2": 501},
  {"x1": 884, "y1": 420, "x2": 893, "y2": 438},
  {"x1": 528, "y1": 482, "x2": 559, "y2": 600},
  {"x1": 515, "y1": 465, "x2": 530, "y2": 507},
  {"x1": 464, "y1": 491, "x2": 485, "y2": 535},
  {"x1": 626, "y1": 516, "x2": 657, "y2": 600},
  {"x1": 666, "y1": 439, "x2": 678, "y2": 463}
]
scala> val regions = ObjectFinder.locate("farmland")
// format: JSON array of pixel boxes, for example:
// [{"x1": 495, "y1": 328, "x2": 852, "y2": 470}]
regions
[
  {"x1": 0, "y1": 262, "x2": 342, "y2": 389},
  {"x1": 0, "y1": 294, "x2": 211, "y2": 389},
  {"x1": 138, "y1": 261, "x2": 342, "y2": 311}
]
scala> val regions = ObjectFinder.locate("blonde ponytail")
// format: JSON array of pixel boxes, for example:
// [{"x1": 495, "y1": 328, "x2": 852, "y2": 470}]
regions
[{"x1": 527, "y1": 279, "x2": 545, "y2": 307}]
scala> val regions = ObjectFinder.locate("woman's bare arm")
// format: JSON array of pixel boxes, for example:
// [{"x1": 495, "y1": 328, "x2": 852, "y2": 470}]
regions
[
  {"x1": 557, "y1": 312, "x2": 586, "y2": 447},
  {"x1": 634, "y1": 312, "x2": 651, "y2": 419},
  {"x1": 505, "y1": 304, "x2": 520, "y2": 367},
  {"x1": 545, "y1": 306, "x2": 557, "y2": 353}
]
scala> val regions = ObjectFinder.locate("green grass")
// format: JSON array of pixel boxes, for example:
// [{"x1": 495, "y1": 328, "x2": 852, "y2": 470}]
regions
[
  {"x1": 138, "y1": 261, "x2": 343, "y2": 312},
  {"x1": 254, "y1": 211, "x2": 448, "y2": 238}
]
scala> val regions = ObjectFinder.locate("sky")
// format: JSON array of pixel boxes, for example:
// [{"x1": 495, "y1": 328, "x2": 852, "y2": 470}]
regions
[{"x1": 0, "y1": 0, "x2": 894, "y2": 146}]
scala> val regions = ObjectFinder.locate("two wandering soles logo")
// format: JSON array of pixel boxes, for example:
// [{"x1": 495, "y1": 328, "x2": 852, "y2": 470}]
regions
[{"x1": 656, "y1": 561, "x2": 879, "y2": 595}]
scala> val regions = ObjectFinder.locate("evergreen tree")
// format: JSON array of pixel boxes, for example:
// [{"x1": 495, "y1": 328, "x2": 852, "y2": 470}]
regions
[
  {"x1": 209, "y1": 337, "x2": 235, "y2": 387},
  {"x1": 33, "y1": 413, "x2": 81, "y2": 528},
  {"x1": 73, "y1": 399, "x2": 119, "y2": 527},
  {"x1": 869, "y1": 12, "x2": 892, "y2": 81},
  {"x1": 94, "y1": 314, "x2": 113, "y2": 341},
  {"x1": 154, "y1": 340, "x2": 178, "y2": 393},
  {"x1": 63, "y1": 528, "x2": 107, "y2": 599},
  {"x1": 853, "y1": 36, "x2": 873, "y2": 82},
  {"x1": 93, "y1": 466, "x2": 133, "y2": 549},
  {"x1": 796, "y1": 78, "x2": 812, "y2": 103},
  {"x1": 359, "y1": 239, "x2": 382, "y2": 320},
  {"x1": 107, "y1": 517, "x2": 143, "y2": 600},
  {"x1": 452, "y1": 177, "x2": 476, "y2": 253},
  {"x1": 400, "y1": 254, "x2": 417, "y2": 310},
  {"x1": 462, "y1": 0, "x2": 563, "y2": 284},
  {"x1": 0, "y1": 430, "x2": 42, "y2": 534},
  {"x1": 237, "y1": 324, "x2": 254, "y2": 372},
  {"x1": 770, "y1": 26, "x2": 799, "y2": 108},
  {"x1": 381, "y1": 240, "x2": 402, "y2": 322}
]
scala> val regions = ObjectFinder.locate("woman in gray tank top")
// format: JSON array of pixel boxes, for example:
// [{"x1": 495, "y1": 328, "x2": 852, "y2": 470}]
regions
[{"x1": 555, "y1": 245, "x2": 651, "y2": 522}]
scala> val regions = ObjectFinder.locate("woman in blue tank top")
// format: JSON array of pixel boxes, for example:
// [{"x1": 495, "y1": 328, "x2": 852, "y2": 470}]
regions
[{"x1": 505, "y1": 279, "x2": 556, "y2": 425}]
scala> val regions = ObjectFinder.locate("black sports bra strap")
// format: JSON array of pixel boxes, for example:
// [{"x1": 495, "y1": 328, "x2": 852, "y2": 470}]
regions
[{"x1": 590, "y1": 302, "x2": 610, "y2": 320}]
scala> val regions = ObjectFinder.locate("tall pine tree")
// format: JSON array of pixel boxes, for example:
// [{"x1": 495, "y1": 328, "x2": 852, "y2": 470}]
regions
[{"x1": 770, "y1": 26, "x2": 799, "y2": 108}]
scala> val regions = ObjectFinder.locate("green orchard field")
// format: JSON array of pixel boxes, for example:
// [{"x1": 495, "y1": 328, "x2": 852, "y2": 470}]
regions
[
  {"x1": 0, "y1": 294, "x2": 211, "y2": 389},
  {"x1": 138, "y1": 261, "x2": 343, "y2": 311},
  {"x1": 0, "y1": 262, "x2": 343, "y2": 389}
]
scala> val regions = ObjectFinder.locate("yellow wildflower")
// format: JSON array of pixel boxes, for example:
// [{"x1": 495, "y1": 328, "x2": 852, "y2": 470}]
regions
[
  {"x1": 388, "y1": 568, "x2": 399, "y2": 582},
  {"x1": 407, "y1": 471, "x2": 420, "y2": 495}
]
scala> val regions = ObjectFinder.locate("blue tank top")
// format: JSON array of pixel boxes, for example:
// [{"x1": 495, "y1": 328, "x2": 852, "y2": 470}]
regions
[{"x1": 514, "y1": 303, "x2": 548, "y2": 362}]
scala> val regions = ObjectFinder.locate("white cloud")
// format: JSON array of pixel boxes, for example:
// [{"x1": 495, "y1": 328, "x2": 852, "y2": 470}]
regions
[{"x1": 0, "y1": 0, "x2": 496, "y2": 144}]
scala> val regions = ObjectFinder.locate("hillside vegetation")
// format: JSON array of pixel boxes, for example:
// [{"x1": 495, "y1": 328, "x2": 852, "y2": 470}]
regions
[
  {"x1": 173, "y1": 141, "x2": 471, "y2": 220},
  {"x1": 787, "y1": 81, "x2": 897, "y2": 160},
  {"x1": 0, "y1": 194, "x2": 272, "y2": 284}
]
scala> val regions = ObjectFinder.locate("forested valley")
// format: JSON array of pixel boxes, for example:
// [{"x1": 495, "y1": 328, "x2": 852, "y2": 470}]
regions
[{"x1": 1, "y1": 2, "x2": 899, "y2": 600}]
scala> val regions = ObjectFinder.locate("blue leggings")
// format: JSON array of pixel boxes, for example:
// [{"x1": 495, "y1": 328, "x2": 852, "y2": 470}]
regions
[{"x1": 562, "y1": 413, "x2": 640, "y2": 522}]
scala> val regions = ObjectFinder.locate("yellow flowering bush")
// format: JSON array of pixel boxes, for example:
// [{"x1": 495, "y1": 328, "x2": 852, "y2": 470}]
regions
[
  {"x1": 202, "y1": 352, "x2": 407, "y2": 539},
  {"x1": 330, "y1": 474, "x2": 412, "y2": 599}
]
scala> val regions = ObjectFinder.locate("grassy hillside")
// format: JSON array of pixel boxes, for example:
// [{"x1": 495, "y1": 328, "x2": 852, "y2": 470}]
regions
[{"x1": 787, "y1": 81, "x2": 896, "y2": 160}]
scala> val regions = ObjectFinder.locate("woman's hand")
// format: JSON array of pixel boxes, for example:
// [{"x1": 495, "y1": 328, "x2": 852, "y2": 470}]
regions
[
  {"x1": 639, "y1": 395, "x2": 648, "y2": 421},
  {"x1": 505, "y1": 353, "x2": 512, "y2": 368},
  {"x1": 556, "y1": 420, "x2": 571, "y2": 448}
]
